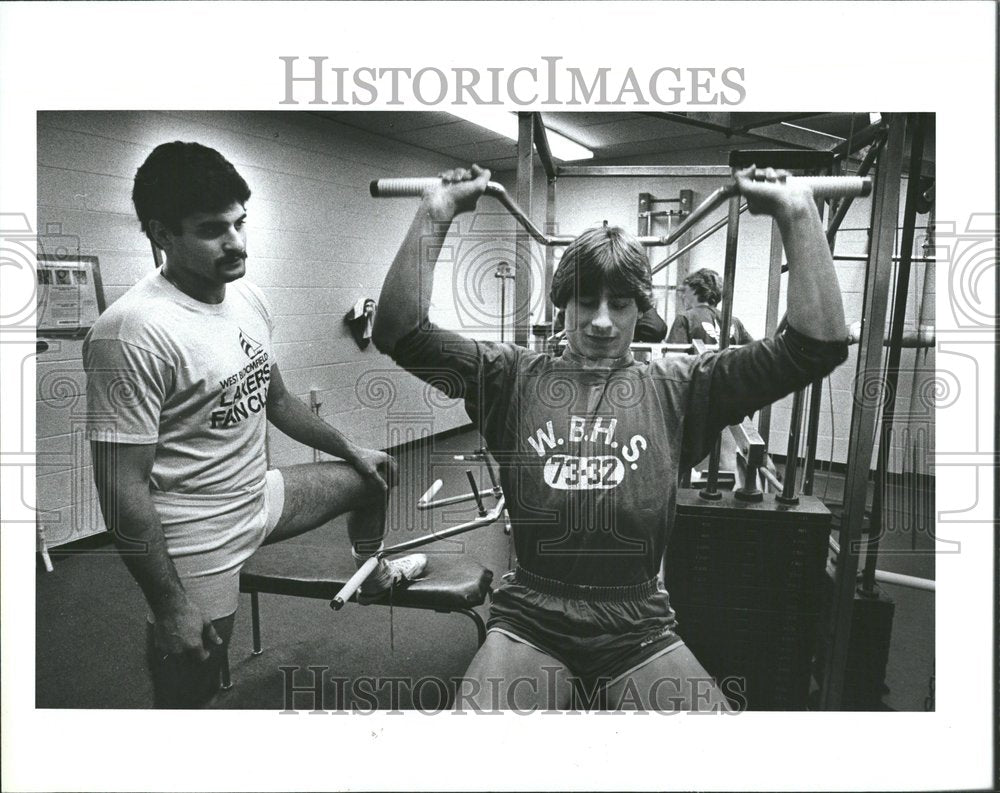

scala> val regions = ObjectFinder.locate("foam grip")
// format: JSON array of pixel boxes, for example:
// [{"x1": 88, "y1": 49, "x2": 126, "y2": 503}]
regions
[
  {"x1": 784, "y1": 176, "x2": 872, "y2": 199},
  {"x1": 417, "y1": 479, "x2": 444, "y2": 506},
  {"x1": 330, "y1": 555, "x2": 381, "y2": 610},
  {"x1": 370, "y1": 178, "x2": 444, "y2": 198}
]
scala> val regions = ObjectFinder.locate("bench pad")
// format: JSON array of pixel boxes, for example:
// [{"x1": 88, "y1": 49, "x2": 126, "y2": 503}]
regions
[{"x1": 240, "y1": 543, "x2": 493, "y2": 610}]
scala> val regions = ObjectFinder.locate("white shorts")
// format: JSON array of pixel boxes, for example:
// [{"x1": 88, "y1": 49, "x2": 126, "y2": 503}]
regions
[{"x1": 149, "y1": 469, "x2": 285, "y2": 621}]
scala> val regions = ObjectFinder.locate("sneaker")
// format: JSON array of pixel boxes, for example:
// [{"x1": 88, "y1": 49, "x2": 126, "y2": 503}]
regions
[{"x1": 357, "y1": 553, "x2": 427, "y2": 604}]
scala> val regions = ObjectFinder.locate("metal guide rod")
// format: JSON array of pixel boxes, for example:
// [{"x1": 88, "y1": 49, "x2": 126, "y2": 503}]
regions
[
  {"x1": 820, "y1": 115, "x2": 906, "y2": 710},
  {"x1": 756, "y1": 217, "x2": 786, "y2": 450},
  {"x1": 699, "y1": 194, "x2": 742, "y2": 501},
  {"x1": 800, "y1": 171, "x2": 833, "y2": 498},
  {"x1": 717, "y1": 196, "x2": 740, "y2": 352},
  {"x1": 777, "y1": 389, "x2": 805, "y2": 505},
  {"x1": 331, "y1": 496, "x2": 507, "y2": 609},
  {"x1": 801, "y1": 379, "x2": 825, "y2": 496},
  {"x1": 370, "y1": 176, "x2": 870, "y2": 248}
]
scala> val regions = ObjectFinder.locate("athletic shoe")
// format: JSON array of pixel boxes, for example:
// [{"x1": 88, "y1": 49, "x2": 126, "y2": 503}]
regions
[{"x1": 357, "y1": 553, "x2": 427, "y2": 604}]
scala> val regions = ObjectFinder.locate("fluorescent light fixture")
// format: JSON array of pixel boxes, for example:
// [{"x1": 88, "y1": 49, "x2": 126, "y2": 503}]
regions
[{"x1": 448, "y1": 110, "x2": 593, "y2": 161}]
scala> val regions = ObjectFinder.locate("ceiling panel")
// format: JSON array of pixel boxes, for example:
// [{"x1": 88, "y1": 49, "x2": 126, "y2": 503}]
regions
[
  {"x1": 323, "y1": 111, "x2": 458, "y2": 135},
  {"x1": 314, "y1": 111, "x2": 934, "y2": 174}
]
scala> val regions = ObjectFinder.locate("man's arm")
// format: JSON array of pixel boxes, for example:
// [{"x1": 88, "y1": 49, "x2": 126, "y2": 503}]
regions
[
  {"x1": 735, "y1": 166, "x2": 846, "y2": 341},
  {"x1": 90, "y1": 441, "x2": 220, "y2": 660},
  {"x1": 265, "y1": 363, "x2": 395, "y2": 490},
  {"x1": 372, "y1": 165, "x2": 491, "y2": 354}
]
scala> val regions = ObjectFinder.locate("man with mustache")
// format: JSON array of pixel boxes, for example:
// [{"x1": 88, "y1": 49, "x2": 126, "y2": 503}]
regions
[{"x1": 83, "y1": 142, "x2": 425, "y2": 708}]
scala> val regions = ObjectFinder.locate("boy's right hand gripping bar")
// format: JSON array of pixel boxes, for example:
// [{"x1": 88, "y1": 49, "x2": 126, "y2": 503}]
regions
[{"x1": 664, "y1": 175, "x2": 872, "y2": 245}]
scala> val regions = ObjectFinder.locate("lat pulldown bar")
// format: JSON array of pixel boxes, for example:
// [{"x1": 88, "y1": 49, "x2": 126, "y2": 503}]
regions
[{"x1": 370, "y1": 175, "x2": 871, "y2": 248}]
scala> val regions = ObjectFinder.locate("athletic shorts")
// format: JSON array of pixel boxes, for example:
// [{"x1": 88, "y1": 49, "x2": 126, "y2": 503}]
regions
[
  {"x1": 148, "y1": 469, "x2": 285, "y2": 621},
  {"x1": 487, "y1": 565, "x2": 684, "y2": 695}
]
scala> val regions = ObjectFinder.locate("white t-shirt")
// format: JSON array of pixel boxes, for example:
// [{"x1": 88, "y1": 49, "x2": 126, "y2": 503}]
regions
[{"x1": 83, "y1": 270, "x2": 276, "y2": 498}]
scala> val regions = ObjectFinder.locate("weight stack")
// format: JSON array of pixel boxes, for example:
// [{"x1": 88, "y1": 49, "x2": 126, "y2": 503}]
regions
[
  {"x1": 664, "y1": 489, "x2": 832, "y2": 710},
  {"x1": 813, "y1": 579, "x2": 895, "y2": 710}
]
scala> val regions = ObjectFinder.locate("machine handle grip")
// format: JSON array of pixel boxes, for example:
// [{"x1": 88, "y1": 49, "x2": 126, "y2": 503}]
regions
[
  {"x1": 370, "y1": 177, "x2": 506, "y2": 199},
  {"x1": 751, "y1": 175, "x2": 872, "y2": 200},
  {"x1": 417, "y1": 479, "x2": 444, "y2": 507},
  {"x1": 370, "y1": 178, "x2": 442, "y2": 197},
  {"x1": 330, "y1": 555, "x2": 380, "y2": 610}
]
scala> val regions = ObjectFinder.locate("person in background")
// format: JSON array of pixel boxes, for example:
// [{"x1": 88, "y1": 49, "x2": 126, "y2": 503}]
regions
[{"x1": 667, "y1": 268, "x2": 753, "y2": 346}]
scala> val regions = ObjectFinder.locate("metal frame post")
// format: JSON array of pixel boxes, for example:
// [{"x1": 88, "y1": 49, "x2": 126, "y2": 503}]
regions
[
  {"x1": 514, "y1": 113, "x2": 535, "y2": 347},
  {"x1": 529, "y1": 113, "x2": 559, "y2": 328},
  {"x1": 861, "y1": 113, "x2": 927, "y2": 593},
  {"x1": 819, "y1": 114, "x2": 906, "y2": 710},
  {"x1": 544, "y1": 176, "x2": 557, "y2": 325}
]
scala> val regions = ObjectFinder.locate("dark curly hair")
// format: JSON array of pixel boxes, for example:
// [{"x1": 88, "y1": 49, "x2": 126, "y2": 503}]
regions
[
  {"x1": 549, "y1": 225, "x2": 653, "y2": 312},
  {"x1": 683, "y1": 268, "x2": 723, "y2": 306},
  {"x1": 132, "y1": 141, "x2": 251, "y2": 243}
]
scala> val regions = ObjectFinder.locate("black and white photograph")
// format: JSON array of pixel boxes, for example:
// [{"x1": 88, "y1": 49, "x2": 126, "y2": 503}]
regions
[
  {"x1": 1, "y1": 3, "x2": 996, "y2": 792},
  {"x1": 32, "y1": 108, "x2": 937, "y2": 716}
]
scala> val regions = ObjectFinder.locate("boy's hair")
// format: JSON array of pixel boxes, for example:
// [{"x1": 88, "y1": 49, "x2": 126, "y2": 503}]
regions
[
  {"x1": 549, "y1": 225, "x2": 653, "y2": 312},
  {"x1": 683, "y1": 268, "x2": 723, "y2": 307},
  {"x1": 132, "y1": 141, "x2": 251, "y2": 242}
]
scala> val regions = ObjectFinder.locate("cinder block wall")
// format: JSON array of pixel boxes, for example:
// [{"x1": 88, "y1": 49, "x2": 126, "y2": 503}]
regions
[{"x1": 36, "y1": 111, "x2": 499, "y2": 543}]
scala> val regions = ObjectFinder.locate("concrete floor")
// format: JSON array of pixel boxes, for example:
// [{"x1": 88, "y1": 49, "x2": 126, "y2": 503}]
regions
[{"x1": 36, "y1": 429, "x2": 935, "y2": 711}]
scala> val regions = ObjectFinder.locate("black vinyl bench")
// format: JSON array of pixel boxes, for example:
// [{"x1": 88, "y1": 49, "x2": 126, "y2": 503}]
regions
[{"x1": 223, "y1": 544, "x2": 494, "y2": 686}]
